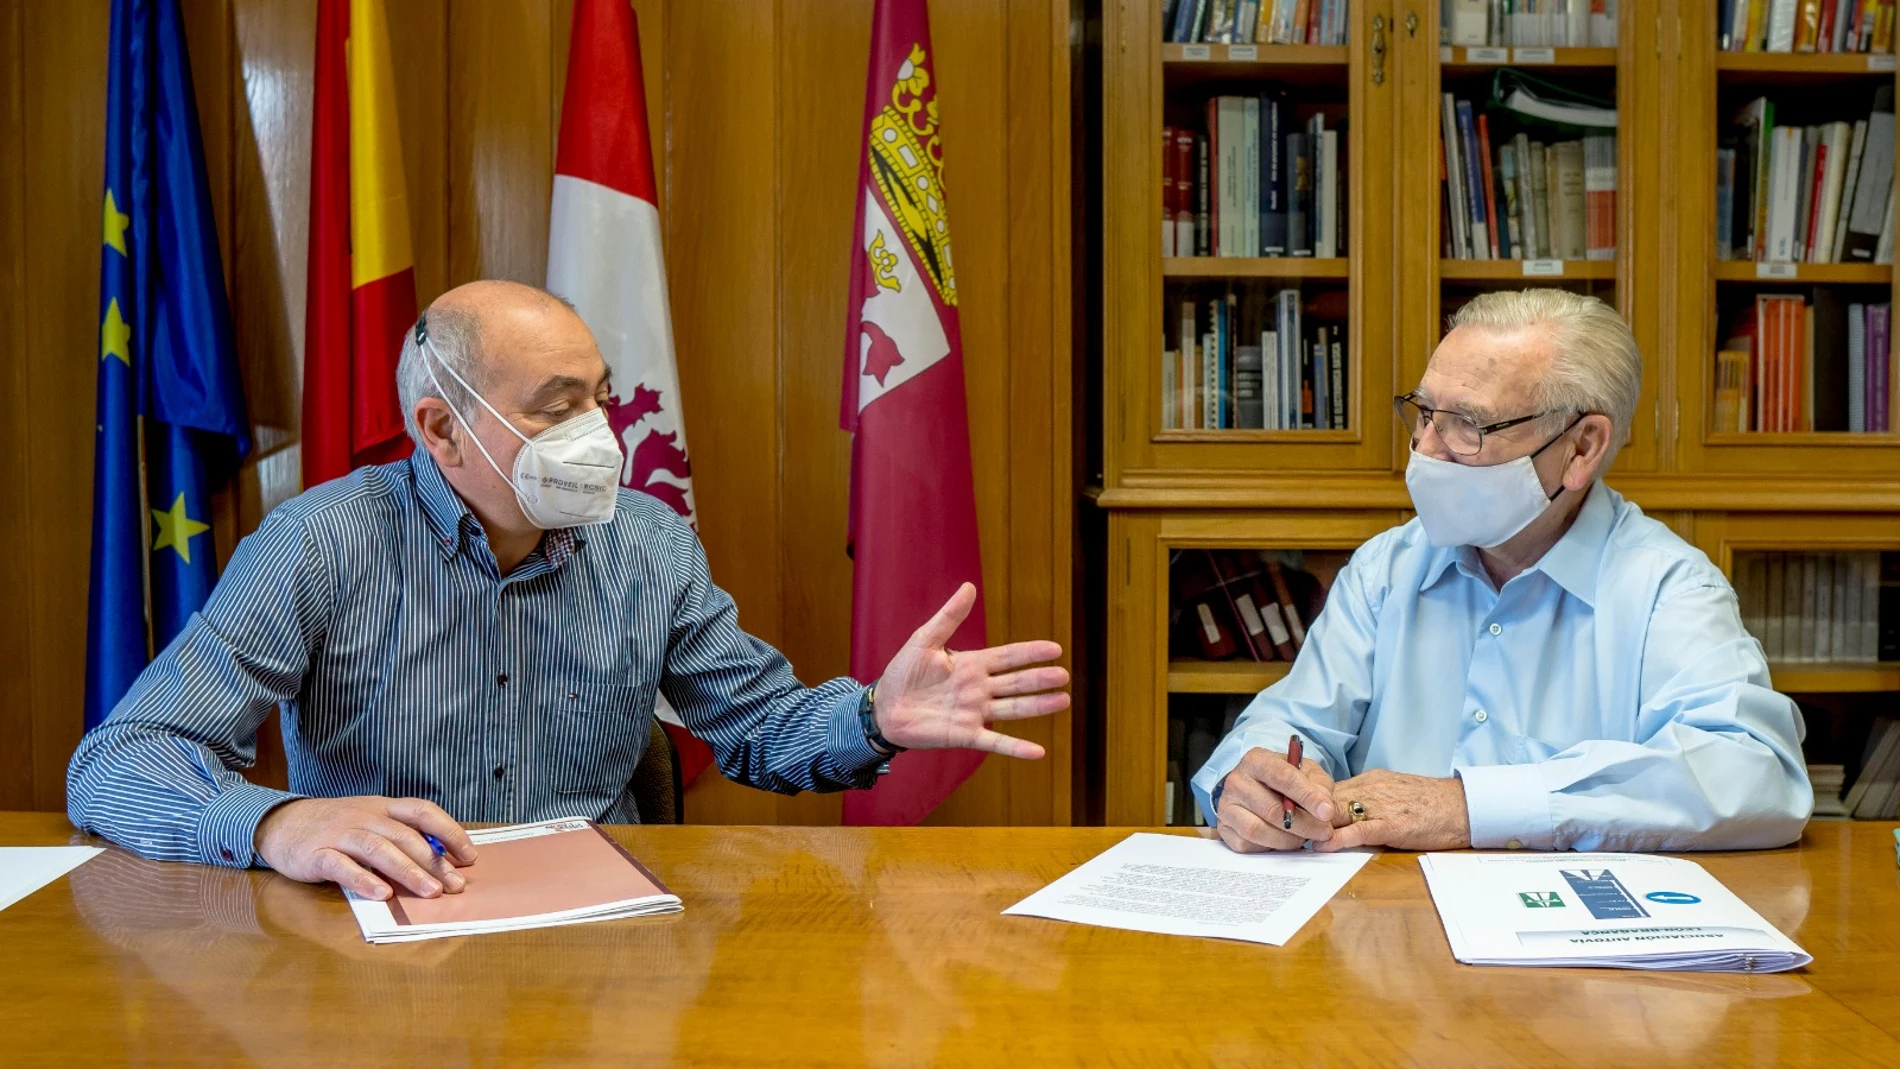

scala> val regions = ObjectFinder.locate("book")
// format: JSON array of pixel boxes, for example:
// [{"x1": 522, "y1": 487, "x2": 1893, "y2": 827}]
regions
[
  {"x1": 343, "y1": 818, "x2": 682, "y2": 944},
  {"x1": 1527, "y1": 137, "x2": 1551, "y2": 258},
  {"x1": 1235, "y1": 343, "x2": 1264, "y2": 428},
  {"x1": 1262, "y1": 93, "x2": 1286, "y2": 255},
  {"x1": 1768, "y1": 0, "x2": 1800, "y2": 50},
  {"x1": 1717, "y1": 145, "x2": 1739, "y2": 260},
  {"x1": 1843, "y1": 86, "x2": 1895, "y2": 262},
  {"x1": 1476, "y1": 113, "x2": 1501, "y2": 260},
  {"x1": 1869, "y1": 302, "x2": 1891, "y2": 429},
  {"x1": 1288, "y1": 131, "x2": 1312, "y2": 256},
  {"x1": 1583, "y1": 133, "x2": 1617, "y2": 260},
  {"x1": 1829, "y1": 119, "x2": 1870, "y2": 263},
  {"x1": 1328, "y1": 330, "x2": 1346, "y2": 429},
  {"x1": 1456, "y1": 100, "x2": 1491, "y2": 258},
  {"x1": 1551, "y1": 140, "x2": 1588, "y2": 260},
  {"x1": 1441, "y1": 94, "x2": 1471, "y2": 259},
  {"x1": 1316, "y1": 124, "x2": 1339, "y2": 259},
  {"x1": 1499, "y1": 143, "x2": 1524, "y2": 259},
  {"x1": 1195, "y1": 133, "x2": 1212, "y2": 255}
]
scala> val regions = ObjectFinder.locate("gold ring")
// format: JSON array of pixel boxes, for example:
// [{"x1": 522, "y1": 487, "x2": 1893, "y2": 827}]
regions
[{"x1": 1347, "y1": 799, "x2": 1368, "y2": 823}]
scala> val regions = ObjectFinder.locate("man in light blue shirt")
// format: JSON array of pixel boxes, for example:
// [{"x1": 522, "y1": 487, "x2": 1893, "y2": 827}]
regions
[{"x1": 1196, "y1": 289, "x2": 1809, "y2": 854}]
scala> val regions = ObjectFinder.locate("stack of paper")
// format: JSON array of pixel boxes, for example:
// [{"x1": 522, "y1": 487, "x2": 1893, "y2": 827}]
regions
[
  {"x1": 345, "y1": 818, "x2": 680, "y2": 944},
  {"x1": 1420, "y1": 852, "x2": 1810, "y2": 973},
  {"x1": 1002, "y1": 832, "x2": 1371, "y2": 946}
]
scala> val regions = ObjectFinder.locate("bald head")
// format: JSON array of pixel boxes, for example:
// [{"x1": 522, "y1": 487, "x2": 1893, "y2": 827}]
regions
[{"x1": 395, "y1": 281, "x2": 598, "y2": 448}]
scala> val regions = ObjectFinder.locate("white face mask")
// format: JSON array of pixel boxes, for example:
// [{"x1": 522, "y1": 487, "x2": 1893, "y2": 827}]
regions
[
  {"x1": 1404, "y1": 415, "x2": 1580, "y2": 549},
  {"x1": 420, "y1": 331, "x2": 622, "y2": 530}
]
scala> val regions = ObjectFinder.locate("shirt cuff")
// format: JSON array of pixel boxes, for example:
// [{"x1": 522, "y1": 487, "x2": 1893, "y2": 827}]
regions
[
  {"x1": 1455, "y1": 762, "x2": 1556, "y2": 850},
  {"x1": 1191, "y1": 723, "x2": 1323, "y2": 828},
  {"x1": 826, "y1": 687, "x2": 890, "y2": 779},
  {"x1": 196, "y1": 782, "x2": 304, "y2": 868}
]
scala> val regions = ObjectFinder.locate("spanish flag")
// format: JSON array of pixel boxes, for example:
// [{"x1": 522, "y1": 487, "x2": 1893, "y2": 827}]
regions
[{"x1": 303, "y1": 0, "x2": 416, "y2": 487}]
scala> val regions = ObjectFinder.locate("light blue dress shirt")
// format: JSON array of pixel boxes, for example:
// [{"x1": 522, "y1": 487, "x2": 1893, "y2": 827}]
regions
[{"x1": 1192, "y1": 481, "x2": 1812, "y2": 851}]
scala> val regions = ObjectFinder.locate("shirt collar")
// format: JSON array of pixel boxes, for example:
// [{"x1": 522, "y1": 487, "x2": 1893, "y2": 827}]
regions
[
  {"x1": 410, "y1": 451, "x2": 587, "y2": 569},
  {"x1": 1529, "y1": 479, "x2": 1613, "y2": 607},
  {"x1": 1418, "y1": 480, "x2": 1615, "y2": 606},
  {"x1": 410, "y1": 452, "x2": 478, "y2": 559}
]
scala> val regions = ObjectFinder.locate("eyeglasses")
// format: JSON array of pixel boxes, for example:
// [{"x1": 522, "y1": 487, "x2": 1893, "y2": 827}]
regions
[{"x1": 1393, "y1": 392, "x2": 1563, "y2": 457}]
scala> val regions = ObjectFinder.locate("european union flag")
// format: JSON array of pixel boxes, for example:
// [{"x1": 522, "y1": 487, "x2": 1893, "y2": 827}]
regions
[{"x1": 86, "y1": 0, "x2": 251, "y2": 730}]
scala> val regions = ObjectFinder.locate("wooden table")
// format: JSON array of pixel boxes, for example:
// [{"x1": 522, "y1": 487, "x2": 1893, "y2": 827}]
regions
[{"x1": 1, "y1": 813, "x2": 1896, "y2": 1067}]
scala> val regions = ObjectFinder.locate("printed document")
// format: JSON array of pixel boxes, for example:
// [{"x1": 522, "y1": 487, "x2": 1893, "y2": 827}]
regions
[
  {"x1": 0, "y1": 846, "x2": 104, "y2": 912},
  {"x1": 1419, "y1": 852, "x2": 1810, "y2": 972},
  {"x1": 345, "y1": 818, "x2": 680, "y2": 944},
  {"x1": 1002, "y1": 832, "x2": 1371, "y2": 945}
]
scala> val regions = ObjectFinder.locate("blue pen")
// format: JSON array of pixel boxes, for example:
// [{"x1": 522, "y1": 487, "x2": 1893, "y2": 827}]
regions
[{"x1": 424, "y1": 833, "x2": 446, "y2": 859}]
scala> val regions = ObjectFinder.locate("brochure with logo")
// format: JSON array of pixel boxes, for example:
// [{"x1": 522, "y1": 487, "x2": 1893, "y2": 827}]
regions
[
  {"x1": 1418, "y1": 852, "x2": 1810, "y2": 972},
  {"x1": 344, "y1": 817, "x2": 681, "y2": 944}
]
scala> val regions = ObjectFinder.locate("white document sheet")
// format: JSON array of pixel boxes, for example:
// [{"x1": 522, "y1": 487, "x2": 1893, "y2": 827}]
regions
[
  {"x1": 1419, "y1": 852, "x2": 1811, "y2": 973},
  {"x1": 1002, "y1": 832, "x2": 1372, "y2": 946},
  {"x1": 0, "y1": 846, "x2": 105, "y2": 912}
]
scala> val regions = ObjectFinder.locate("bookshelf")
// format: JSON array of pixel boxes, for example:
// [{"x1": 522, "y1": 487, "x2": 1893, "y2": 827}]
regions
[{"x1": 1098, "y1": 1, "x2": 1900, "y2": 826}]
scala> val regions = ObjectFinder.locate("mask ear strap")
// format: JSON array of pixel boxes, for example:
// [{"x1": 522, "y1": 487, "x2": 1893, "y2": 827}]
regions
[
  {"x1": 417, "y1": 324, "x2": 518, "y2": 490},
  {"x1": 1532, "y1": 412, "x2": 1589, "y2": 501}
]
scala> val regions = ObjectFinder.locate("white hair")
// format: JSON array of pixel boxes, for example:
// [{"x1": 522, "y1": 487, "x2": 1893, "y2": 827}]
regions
[
  {"x1": 1449, "y1": 288, "x2": 1643, "y2": 446},
  {"x1": 396, "y1": 304, "x2": 485, "y2": 448}
]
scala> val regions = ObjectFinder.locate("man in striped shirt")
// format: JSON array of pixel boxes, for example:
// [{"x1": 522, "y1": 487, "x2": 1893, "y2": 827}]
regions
[{"x1": 68, "y1": 281, "x2": 1069, "y2": 905}]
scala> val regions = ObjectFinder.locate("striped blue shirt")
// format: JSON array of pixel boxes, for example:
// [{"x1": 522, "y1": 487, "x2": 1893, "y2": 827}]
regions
[{"x1": 68, "y1": 454, "x2": 885, "y2": 867}]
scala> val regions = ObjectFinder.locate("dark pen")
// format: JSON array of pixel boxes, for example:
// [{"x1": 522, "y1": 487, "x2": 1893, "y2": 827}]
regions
[{"x1": 1283, "y1": 734, "x2": 1303, "y2": 830}]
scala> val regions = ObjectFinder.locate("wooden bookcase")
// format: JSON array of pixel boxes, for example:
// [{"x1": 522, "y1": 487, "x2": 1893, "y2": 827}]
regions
[{"x1": 1097, "y1": 0, "x2": 1900, "y2": 825}]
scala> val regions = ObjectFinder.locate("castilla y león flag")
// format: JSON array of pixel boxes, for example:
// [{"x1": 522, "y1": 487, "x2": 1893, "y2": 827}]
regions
[
  {"x1": 548, "y1": 0, "x2": 712, "y2": 785},
  {"x1": 303, "y1": 0, "x2": 416, "y2": 487},
  {"x1": 841, "y1": 0, "x2": 987, "y2": 826}
]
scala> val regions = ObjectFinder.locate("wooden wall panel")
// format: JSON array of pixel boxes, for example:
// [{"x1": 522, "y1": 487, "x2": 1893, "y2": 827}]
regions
[
  {"x1": 16, "y1": 0, "x2": 110, "y2": 811},
  {"x1": 449, "y1": 1, "x2": 554, "y2": 285},
  {"x1": 0, "y1": 0, "x2": 33, "y2": 810},
  {"x1": 0, "y1": 0, "x2": 1074, "y2": 827}
]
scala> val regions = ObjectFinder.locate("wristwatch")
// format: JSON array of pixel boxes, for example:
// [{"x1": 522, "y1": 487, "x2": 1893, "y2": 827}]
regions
[{"x1": 857, "y1": 681, "x2": 905, "y2": 756}]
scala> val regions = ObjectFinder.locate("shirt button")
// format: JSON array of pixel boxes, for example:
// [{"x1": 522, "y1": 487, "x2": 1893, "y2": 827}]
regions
[
  {"x1": 220, "y1": 848, "x2": 234, "y2": 862},
  {"x1": 493, "y1": 766, "x2": 505, "y2": 779},
  {"x1": 1489, "y1": 623, "x2": 1502, "y2": 636},
  {"x1": 496, "y1": 673, "x2": 508, "y2": 687},
  {"x1": 1474, "y1": 709, "x2": 1489, "y2": 724},
  {"x1": 1506, "y1": 838, "x2": 1523, "y2": 850}
]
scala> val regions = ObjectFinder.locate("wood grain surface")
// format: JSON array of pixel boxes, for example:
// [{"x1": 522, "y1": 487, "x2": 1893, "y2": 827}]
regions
[{"x1": 1, "y1": 813, "x2": 1895, "y2": 1067}]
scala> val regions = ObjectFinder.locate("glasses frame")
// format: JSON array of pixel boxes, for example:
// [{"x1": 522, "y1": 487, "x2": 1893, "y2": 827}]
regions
[{"x1": 1393, "y1": 392, "x2": 1558, "y2": 457}]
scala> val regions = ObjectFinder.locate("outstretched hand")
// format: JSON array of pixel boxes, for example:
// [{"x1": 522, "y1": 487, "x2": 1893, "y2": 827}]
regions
[{"x1": 872, "y1": 583, "x2": 1069, "y2": 759}]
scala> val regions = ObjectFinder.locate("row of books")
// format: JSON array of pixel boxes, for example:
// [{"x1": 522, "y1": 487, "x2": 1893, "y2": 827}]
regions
[
  {"x1": 1440, "y1": 95, "x2": 1615, "y2": 260},
  {"x1": 1163, "y1": 289, "x2": 1349, "y2": 429},
  {"x1": 1163, "y1": 100, "x2": 1347, "y2": 259},
  {"x1": 1717, "y1": 295, "x2": 1891, "y2": 432},
  {"x1": 1718, "y1": 0, "x2": 1897, "y2": 52},
  {"x1": 1811, "y1": 719, "x2": 1900, "y2": 820},
  {"x1": 1443, "y1": 0, "x2": 1621, "y2": 47},
  {"x1": 1172, "y1": 549, "x2": 1332, "y2": 662},
  {"x1": 1164, "y1": 0, "x2": 1351, "y2": 45},
  {"x1": 1735, "y1": 551, "x2": 1888, "y2": 661},
  {"x1": 1719, "y1": 90, "x2": 1896, "y2": 264}
]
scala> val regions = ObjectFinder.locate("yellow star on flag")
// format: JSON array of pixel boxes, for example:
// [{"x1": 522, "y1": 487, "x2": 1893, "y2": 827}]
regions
[
  {"x1": 104, "y1": 189, "x2": 130, "y2": 255},
  {"x1": 151, "y1": 493, "x2": 211, "y2": 564},
  {"x1": 101, "y1": 298, "x2": 131, "y2": 366}
]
